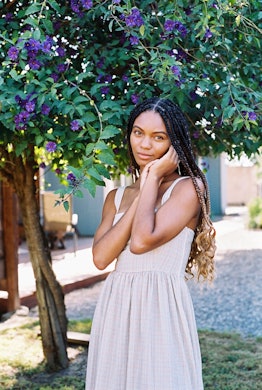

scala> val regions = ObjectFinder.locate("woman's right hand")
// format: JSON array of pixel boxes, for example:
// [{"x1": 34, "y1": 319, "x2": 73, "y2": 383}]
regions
[{"x1": 140, "y1": 146, "x2": 179, "y2": 188}]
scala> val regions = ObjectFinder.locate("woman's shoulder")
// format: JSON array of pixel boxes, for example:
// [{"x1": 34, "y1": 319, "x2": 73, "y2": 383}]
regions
[{"x1": 172, "y1": 175, "x2": 205, "y2": 196}]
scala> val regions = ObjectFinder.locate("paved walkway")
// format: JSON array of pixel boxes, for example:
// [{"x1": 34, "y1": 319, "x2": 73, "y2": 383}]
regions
[{"x1": 2, "y1": 207, "x2": 262, "y2": 337}]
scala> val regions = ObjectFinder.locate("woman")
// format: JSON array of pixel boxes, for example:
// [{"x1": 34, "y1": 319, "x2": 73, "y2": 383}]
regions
[{"x1": 85, "y1": 97, "x2": 216, "y2": 390}]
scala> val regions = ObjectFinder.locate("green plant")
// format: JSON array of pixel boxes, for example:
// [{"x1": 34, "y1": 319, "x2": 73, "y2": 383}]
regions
[{"x1": 247, "y1": 197, "x2": 262, "y2": 229}]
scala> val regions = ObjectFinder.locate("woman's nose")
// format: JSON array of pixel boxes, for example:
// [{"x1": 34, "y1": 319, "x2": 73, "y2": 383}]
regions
[{"x1": 140, "y1": 136, "x2": 151, "y2": 148}]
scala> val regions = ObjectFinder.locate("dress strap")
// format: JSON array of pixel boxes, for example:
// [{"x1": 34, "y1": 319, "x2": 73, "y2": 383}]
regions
[
  {"x1": 114, "y1": 186, "x2": 126, "y2": 212},
  {"x1": 161, "y1": 176, "x2": 189, "y2": 205}
]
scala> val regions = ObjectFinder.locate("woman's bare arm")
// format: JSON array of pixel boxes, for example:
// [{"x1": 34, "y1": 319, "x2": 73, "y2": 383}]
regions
[
  {"x1": 130, "y1": 148, "x2": 202, "y2": 253},
  {"x1": 92, "y1": 189, "x2": 139, "y2": 270}
]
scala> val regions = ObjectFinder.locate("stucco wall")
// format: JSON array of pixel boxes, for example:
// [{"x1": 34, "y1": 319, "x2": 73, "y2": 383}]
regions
[{"x1": 226, "y1": 165, "x2": 258, "y2": 205}]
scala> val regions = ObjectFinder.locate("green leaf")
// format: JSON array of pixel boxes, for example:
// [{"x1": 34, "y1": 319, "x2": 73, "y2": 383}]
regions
[
  {"x1": 15, "y1": 141, "x2": 28, "y2": 156},
  {"x1": 87, "y1": 166, "x2": 103, "y2": 182},
  {"x1": 9, "y1": 69, "x2": 20, "y2": 81},
  {"x1": 139, "y1": 24, "x2": 145, "y2": 36},
  {"x1": 95, "y1": 140, "x2": 108, "y2": 151},
  {"x1": 42, "y1": 19, "x2": 54, "y2": 34},
  {"x1": 47, "y1": 0, "x2": 61, "y2": 13},
  {"x1": 100, "y1": 125, "x2": 120, "y2": 140},
  {"x1": 63, "y1": 201, "x2": 70, "y2": 212},
  {"x1": 74, "y1": 189, "x2": 84, "y2": 198},
  {"x1": 82, "y1": 179, "x2": 96, "y2": 197},
  {"x1": 85, "y1": 142, "x2": 95, "y2": 156},
  {"x1": 98, "y1": 150, "x2": 116, "y2": 165},
  {"x1": 33, "y1": 29, "x2": 41, "y2": 40},
  {"x1": 24, "y1": 4, "x2": 41, "y2": 15},
  {"x1": 94, "y1": 163, "x2": 111, "y2": 179}
]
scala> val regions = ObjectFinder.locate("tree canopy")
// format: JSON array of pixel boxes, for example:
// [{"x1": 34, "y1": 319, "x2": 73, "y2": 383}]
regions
[{"x1": 0, "y1": 0, "x2": 261, "y2": 198}]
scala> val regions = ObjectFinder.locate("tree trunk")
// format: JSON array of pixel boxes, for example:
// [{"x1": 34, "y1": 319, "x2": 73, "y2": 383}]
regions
[{"x1": 11, "y1": 152, "x2": 68, "y2": 370}]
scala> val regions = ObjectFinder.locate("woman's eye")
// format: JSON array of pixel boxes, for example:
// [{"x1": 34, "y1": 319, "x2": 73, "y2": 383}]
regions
[{"x1": 133, "y1": 130, "x2": 142, "y2": 136}]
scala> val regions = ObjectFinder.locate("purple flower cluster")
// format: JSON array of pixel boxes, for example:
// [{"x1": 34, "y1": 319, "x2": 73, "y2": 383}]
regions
[
  {"x1": 14, "y1": 93, "x2": 51, "y2": 130},
  {"x1": 70, "y1": 0, "x2": 93, "y2": 16},
  {"x1": 23, "y1": 36, "x2": 53, "y2": 70},
  {"x1": 164, "y1": 19, "x2": 187, "y2": 38},
  {"x1": 125, "y1": 8, "x2": 144, "y2": 28}
]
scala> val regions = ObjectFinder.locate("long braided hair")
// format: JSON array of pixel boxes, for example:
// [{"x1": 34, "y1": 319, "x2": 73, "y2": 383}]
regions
[{"x1": 127, "y1": 97, "x2": 216, "y2": 281}]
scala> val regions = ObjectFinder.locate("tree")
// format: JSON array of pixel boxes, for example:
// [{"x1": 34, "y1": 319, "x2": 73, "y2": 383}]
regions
[{"x1": 0, "y1": 0, "x2": 261, "y2": 369}]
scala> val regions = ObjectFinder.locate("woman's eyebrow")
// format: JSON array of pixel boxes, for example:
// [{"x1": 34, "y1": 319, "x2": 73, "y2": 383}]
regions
[{"x1": 132, "y1": 126, "x2": 167, "y2": 134}]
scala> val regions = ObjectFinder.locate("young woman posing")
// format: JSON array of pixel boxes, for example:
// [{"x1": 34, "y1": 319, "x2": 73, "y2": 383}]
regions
[{"x1": 85, "y1": 97, "x2": 216, "y2": 390}]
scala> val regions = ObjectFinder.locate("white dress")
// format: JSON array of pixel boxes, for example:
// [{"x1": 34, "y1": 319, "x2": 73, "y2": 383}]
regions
[{"x1": 85, "y1": 178, "x2": 204, "y2": 390}]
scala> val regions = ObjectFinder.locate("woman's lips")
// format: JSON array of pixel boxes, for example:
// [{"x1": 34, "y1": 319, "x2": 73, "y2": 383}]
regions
[{"x1": 137, "y1": 153, "x2": 153, "y2": 160}]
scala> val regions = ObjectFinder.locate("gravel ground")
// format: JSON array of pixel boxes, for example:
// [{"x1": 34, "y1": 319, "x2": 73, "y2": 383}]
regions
[{"x1": 64, "y1": 209, "x2": 262, "y2": 338}]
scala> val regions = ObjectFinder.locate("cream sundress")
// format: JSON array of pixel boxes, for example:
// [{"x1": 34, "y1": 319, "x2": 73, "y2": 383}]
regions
[{"x1": 85, "y1": 177, "x2": 204, "y2": 390}]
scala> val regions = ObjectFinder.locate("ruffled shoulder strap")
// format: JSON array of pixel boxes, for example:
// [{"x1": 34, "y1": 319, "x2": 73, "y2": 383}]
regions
[
  {"x1": 161, "y1": 176, "x2": 189, "y2": 205},
  {"x1": 114, "y1": 186, "x2": 126, "y2": 213}
]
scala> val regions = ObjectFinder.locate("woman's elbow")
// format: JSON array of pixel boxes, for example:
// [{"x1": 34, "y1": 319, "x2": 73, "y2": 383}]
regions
[
  {"x1": 130, "y1": 239, "x2": 147, "y2": 254},
  {"x1": 92, "y1": 249, "x2": 108, "y2": 270}
]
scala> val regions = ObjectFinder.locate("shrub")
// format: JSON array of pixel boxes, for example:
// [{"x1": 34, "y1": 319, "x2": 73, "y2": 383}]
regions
[{"x1": 247, "y1": 197, "x2": 262, "y2": 229}]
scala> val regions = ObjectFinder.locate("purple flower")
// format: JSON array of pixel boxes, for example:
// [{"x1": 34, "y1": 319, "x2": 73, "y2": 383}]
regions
[
  {"x1": 15, "y1": 95, "x2": 23, "y2": 106},
  {"x1": 57, "y1": 63, "x2": 67, "y2": 73},
  {"x1": 57, "y1": 47, "x2": 66, "y2": 57},
  {"x1": 122, "y1": 75, "x2": 128, "y2": 82},
  {"x1": 81, "y1": 0, "x2": 93, "y2": 9},
  {"x1": 5, "y1": 13, "x2": 13, "y2": 22},
  {"x1": 104, "y1": 74, "x2": 112, "y2": 83},
  {"x1": 24, "y1": 38, "x2": 41, "y2": 53},
  {"x1": 55, "y1": 168, "x2": 62, "y2": 175},
  {"x1": 125, "y1": 8, "x2": 144, "y2": 28},
  {"x1": 130, "y1": 36, "x2": 139, "y2": 45},
  {"x1": 164, "y1": 19, "x2": 176, "y2": 32},
  {"x1": 14, "y1": 111, "x2": 30, "y2": 130},
  {"x1": 67, "y1": 172, "x2": 77, "y2": 184},
  {"x1": 25, "y1": 100, "x2": 36, "y2": 113},
  {"x1": 101, "y1": 86, "x2": 110, "y2": 95},
  {"x1": 28, "y1": 58, "x2": 41, "y2": 70},
  {"x1": 248, "y1": 112, "x2": 257, "y2": 121},
  {"x1": 193, "y1": 131, "x2": 200, "y2": 139},
  {"x1": 8, "y1": 46, "x2": 19, "y2": 61},
  {"x1": 41, "y1": 104, "x2": 51, "y2": 115},
  {"x1": 131, "y1": 94, "x2": 140, "y2": 104},
  {"x1": 113, "y1": 147, "x2": 119, "y2": 155},
  {"x1": 46, "y1": 141, "x2": 57, "y2": 153},
  {"x1": 71, "y1": 0, "x2": 80, "y2": 13},
  {"x1": 70, "y1": 120, "x2": 81, "y2": 131},
  {"x1": 41, "y1": 36, "x2": 53, "y2": 53},
  {"x1": 171, "y1": 65, "x2": 181, "y2": 76},
  {"x1": 190, "y1": 90, "x2": 198, "y2": 101},
  {"x1": 164, "y1": 20, "x2": 187, "y2": 37},
  {"x1": 113, "y1": 0, "x2": 121, "y2": 3},
  {"x1": 50, "y1": 73, "x2": 59, "y2": 82},
  {"x1": 174, "y1": 21, "x2": 187, "y2": 37},
  {"x1": 39, "y1": 162, "x2": 46, "y2": 169},
  {"x1": 97, "y1": 57, "x2": 105, "y2": 68},
  {"x1": 204, "y1": 28, "x2": 213, "y2": 39}
]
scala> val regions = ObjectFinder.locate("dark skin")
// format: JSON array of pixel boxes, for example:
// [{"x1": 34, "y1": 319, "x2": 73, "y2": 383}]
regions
[{"x1": 92, "y1": 111, "x2": 204, "y2": 269}]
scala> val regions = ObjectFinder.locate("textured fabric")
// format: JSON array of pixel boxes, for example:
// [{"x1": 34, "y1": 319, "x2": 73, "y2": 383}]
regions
[{"x1": 86, "y1": 178, "x2": 204, "y2": 390}]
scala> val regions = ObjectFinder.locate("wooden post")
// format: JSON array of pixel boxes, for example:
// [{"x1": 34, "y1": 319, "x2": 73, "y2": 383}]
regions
[{"x1": 2, "y1": 182, "x2": 20, "y2": 312}]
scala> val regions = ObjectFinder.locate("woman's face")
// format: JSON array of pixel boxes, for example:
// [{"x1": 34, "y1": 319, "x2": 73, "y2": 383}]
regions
[{"x1": 130, "y1": 110, "x2": 171, "y2": 169}]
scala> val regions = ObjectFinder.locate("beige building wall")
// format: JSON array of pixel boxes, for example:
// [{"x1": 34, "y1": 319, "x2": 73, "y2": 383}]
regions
[{"x1": 226, "y1": 165, "x2": 259, "y2": 205}]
